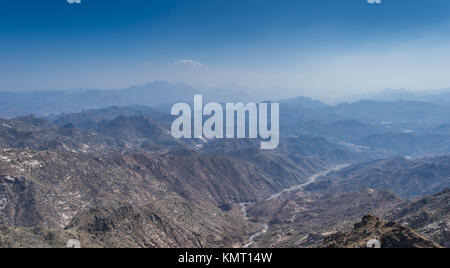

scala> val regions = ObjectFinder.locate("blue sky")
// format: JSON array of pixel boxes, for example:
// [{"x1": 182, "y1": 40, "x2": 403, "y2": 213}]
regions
[{"x1": 2, "y1": 0, "x2": 450, "y2": 99}]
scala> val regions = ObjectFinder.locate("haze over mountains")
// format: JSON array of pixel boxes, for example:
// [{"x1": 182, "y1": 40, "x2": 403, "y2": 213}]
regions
[
  {"x1": 5, "y1": 81, "x2": 450, "y2": 159},
  {"x1": 342, "y1": 88, "x2": 450, "y2": 105},
  {"x1": 0, "y1": 81, "x2": 449, "y2": 248},
  {"x1": 0, "y1": 82, "x2": 254, "y2": 118}
]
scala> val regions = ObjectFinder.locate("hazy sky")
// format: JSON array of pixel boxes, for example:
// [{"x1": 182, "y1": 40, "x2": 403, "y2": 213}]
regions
[{"x1": 2, "y1": 0, "x2": 450, "y2": 99}]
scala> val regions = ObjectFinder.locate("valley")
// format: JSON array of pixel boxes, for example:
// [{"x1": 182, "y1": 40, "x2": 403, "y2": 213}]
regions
[{"x1": 0, "y1": 94, "x2": 449, "y2": 248}]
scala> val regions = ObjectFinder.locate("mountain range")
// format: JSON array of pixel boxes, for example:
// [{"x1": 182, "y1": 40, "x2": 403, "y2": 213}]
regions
[{"x1": 0, "y1": 85, "x2": 449, "y2": 248}]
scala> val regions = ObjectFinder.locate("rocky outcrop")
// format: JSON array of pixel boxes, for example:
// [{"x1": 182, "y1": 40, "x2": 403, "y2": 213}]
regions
[
  {"x1": 320, "y1": 215, "x2": 442, "y2": 248},
  {"x1": 384, "y1": 188, "x2": 450, "y2": 247}
]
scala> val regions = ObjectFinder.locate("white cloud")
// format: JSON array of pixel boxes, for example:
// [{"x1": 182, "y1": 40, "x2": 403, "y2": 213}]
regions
[
  {"x1": 175, "y1": 59, "x2": 203, "y2": 68},
  {"x1": 67, "y1": 0, "x2": 81, "y2": 4}
]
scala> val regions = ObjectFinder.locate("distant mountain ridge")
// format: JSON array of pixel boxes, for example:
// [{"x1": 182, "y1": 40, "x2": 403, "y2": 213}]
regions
[
  {"x1": 0, "y1": 81, "x2": 261, "y2": 118},
  {"x1": 306, "y1": 156, "x2": 450, "y2": 198},
  {"x1": 341, "y1": 88, "x2": 450, "y2": 106}
]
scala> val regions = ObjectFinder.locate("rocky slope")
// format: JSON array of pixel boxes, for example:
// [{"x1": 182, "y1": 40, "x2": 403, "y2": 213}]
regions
[
  {"x1": 246, "y1": 189, "x2": 404, "y2": 248},
  {"x1": 245, "y1": 186, "x2": 449, "y2": 248},
  {"x1": 0, "y1": 148, "x2": 275, "y2": 227},
  {"x1": 0, "y1": 141, "x2": 371, "y2": 230},
  {"x1": 0, "y1": 196, "x2": 258, "y2": 249},
  {"x1": 320, "y1": 215, "x2": 442, "y2": 248},
  {"x1": 384, "y1": 188, "x2": 450, "y2": 247}
]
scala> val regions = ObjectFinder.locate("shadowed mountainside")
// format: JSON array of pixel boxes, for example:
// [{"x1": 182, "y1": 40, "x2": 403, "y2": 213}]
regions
[{"x1": 0, "y1": 198, "x2": 258, "y2": 248}]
